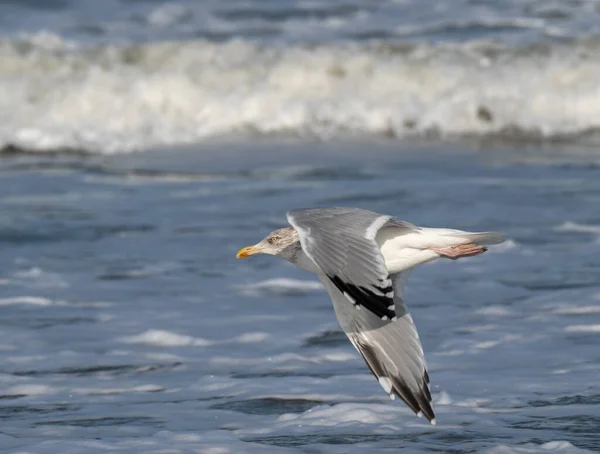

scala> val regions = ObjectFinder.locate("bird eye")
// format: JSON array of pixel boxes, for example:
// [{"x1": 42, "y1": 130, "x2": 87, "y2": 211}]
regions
[{"x1": 268, "y1": 236, "x2": 279, "y2": 244}]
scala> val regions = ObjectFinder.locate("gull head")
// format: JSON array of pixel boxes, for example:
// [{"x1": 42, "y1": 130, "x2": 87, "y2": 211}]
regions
[{"x1": 236, "y1": 227, "x2": 300, "y2": 260}]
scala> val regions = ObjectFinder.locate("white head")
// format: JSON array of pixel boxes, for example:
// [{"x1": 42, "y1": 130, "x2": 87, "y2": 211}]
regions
[{"x1": 236, "y1": 227, "x2": 301, "y2": 262}]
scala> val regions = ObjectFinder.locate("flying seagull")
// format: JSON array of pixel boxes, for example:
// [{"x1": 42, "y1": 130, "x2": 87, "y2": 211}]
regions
[{"x1": 236, "y1": 207, "x2": 504, "y2": 424}]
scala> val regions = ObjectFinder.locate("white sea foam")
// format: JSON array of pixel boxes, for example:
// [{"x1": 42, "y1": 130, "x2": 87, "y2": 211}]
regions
[
  {"x1": 121, "y1": 329, "x2": 214, "y2": 347},
  {"x1": 237, "y1": 278, "x2": 323, "y2": 297},
  {"x1": 274, "y1": 402, "x2": 407, "y2": 426},
  {"x1": 4, "y1": 36, "x2": 600, "y2": 153},
  {"x1": 0, "y1": 296, "x2": 53, "y2": 306},
  {"x1": 474, "y1": 340, "x2": 501, "y2": 349},
  {"x1": 121, "y1": 330, "x2": 270, "y2": 347},
  {"x1": 555, "y1": 222, "x2": 600, "y2": 235},
  {"x1": 484, "y1": 441, "x2": 592, "y2": 453},
  {"x1": 488, "y1": 239, "x2": 518, "y2": 253},
  {"x1": 210, "y1": 351, "x2": 355, "y2": 366},
  {"x1": 144, "y1": 352, "x2": 185, "y2": 362},
  {"x1": 564, "y1": 324, "x2": 600, "y2": 333},
  {"x1": 5, "y1": 384, "x2": 58, "y2": 396},
  {"x1": 231, "y1": 332, "x2": 270, "y2": 343},
  {"x1": 435, "y1": 391, "x2": 453, "y2": 405},
  {"x1": 73, "y1": 384, "x2": 164, "y2": 395},
  {"x1": 553, "y1": 305, "x2": 600, "y2": 315},
  {"x1": 12, "y1": 267, "x2": 68, "y2": 288},
  {"x1": 476, "y1": 305, "x2": 514, "y2": 317}
]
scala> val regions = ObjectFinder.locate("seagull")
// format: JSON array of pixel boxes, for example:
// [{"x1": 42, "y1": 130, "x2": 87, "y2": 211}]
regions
[{"x1": 236, "y1": 207, "x2": 504, "y2": 424}]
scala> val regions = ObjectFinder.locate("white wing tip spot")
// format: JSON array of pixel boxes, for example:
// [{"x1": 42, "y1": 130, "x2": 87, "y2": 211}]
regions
[
  {"x1": 388, "y1": 304, "x2": 395, "y2": 310},
  {"x1": 378, "y1": 376, "x2": 393, "y2": 394},
  {"x1": 389, "y1": 393, "x2": 395, "y2": 401},
  {"x1": 391, "y1": 316, "x2": 398, "y2": 321},
  {"x1": 381, "y1": 315, "x2": 389, "y2": 321},
  {"x1": 417, "y1": 411, "x2": 423, "y2": 418},
  {"x1": 431, "y1": 418, "x2": 437, "y2": 426}
]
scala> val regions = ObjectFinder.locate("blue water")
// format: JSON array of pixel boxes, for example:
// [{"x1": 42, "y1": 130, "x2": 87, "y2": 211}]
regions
[
  {"x1": 1, "y1": 1, "x2": 600, "y2": 452},
  {"x1": 0, "y1": 141, "x2": 599, "y2": 453},
  {"x1": 1, "y1": 0, "x2": 600, "y2": 44}
]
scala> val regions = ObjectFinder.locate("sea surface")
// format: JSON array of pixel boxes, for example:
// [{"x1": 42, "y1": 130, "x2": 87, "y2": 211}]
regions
[
  {"x1": 1, "y1": 1, "x2": 600, "y2": 453},
  {"x1": 1, "y1": 141, "x2": 599, "y2": 453}
]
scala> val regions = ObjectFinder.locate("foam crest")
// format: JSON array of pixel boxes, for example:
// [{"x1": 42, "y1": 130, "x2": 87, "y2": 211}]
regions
[
  {"x1": 4, "y1": 35, "x2": 600, "y2": 153},
  {"x1": 275, "y1": 402, "x2": 406, "y2": 426},
  {"x1": 556, "y1": 221, "x2": 600, "y2": 235},
  {"x1": 564, "y1": 324, "x2": 600, "y2": 333},
  {"x1": 120, "y1": 330, "x2": 270, "y2": 347},
  {"x1": 552, "y1": 305, "x2": 600, "y2": 315},
  {"x1": 237, "y1": 278, "x2": 323, "y2": 297},
  {"x1": 5, "y1": 384, "x2": 58, "y2": 396},
  {"x1": 484, "y1": 441, "x2": 592, "y2": 453},
  {"x1": 121, "y1": 329, "x2": 213, "y2": 347},
  {"x1": 0, "y1": 296, "x2": 53, "y2": 306},
  {"x1": 73, "y1": 384, "x2": 164, "y2": 395}
]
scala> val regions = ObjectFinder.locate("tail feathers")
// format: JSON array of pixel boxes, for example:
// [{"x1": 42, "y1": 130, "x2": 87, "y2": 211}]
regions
[{"x1": 447, "y1": 231, "x2": 505, "y2": 245}]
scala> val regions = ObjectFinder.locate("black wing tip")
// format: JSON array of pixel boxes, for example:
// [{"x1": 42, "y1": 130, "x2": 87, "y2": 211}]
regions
[
  {"x1": 390, "y1": 378, "x2": 436, "y2": 424},
  {"x1": 328, "y1": 275, "x2": 396, "y2": 319},
  {"x1": 354, "y1": 339, "x2": 434, "y2": 424},
  {"x1": 415, "y1": 399, "x2": 436, "y2": 424},
  {"x1": 420, "y1": 411, "x2": 437, "y2": 425}
]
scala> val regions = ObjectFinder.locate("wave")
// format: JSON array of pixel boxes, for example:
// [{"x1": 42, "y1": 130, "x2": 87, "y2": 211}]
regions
[{"x1": 3, "y1": 33, "x2": 600, "y2": 154}]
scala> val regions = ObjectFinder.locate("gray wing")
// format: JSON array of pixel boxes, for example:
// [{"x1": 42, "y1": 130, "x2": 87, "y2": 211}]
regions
[
  {"x1": 287, "y1": 208, "x2": 415, "y2": 320},
  {"x1": 318, "y1": 272, "x2": 434, "y2": 423}
]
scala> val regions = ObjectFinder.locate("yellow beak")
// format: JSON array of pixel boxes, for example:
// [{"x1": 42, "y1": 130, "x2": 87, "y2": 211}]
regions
[{"x1": 236, "y1": 245, "x2": 263, "y2": 259}]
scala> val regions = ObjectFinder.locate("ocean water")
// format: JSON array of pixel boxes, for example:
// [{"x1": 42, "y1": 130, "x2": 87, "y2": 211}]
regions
[
  {"x1": 1, "y1": 141, "x2": 599, "y2": 453},
  {"x1": 3, "y1": 0, "x2": 600, "y2": 153},
  {"x1": 1, "y1": 1, "x2": 600, "y2": 453}
]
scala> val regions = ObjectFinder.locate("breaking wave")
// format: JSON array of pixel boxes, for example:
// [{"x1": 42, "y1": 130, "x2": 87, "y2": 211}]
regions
[{"x1": 3, "y1": 33, "x2": 600, "y2": 154}]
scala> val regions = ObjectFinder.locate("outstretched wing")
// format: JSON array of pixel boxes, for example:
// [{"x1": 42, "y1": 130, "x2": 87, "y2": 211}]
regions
[
  {"x1": 318, "y1": 271, "x2": 435, "y2": 423},
  {"x1": 287, "y1": 208, "x2": 414, "y2": 320}
]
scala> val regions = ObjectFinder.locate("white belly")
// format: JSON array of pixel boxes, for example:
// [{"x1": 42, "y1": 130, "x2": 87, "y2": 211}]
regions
[{"x1": 380, "y1": 247, "x2": 440, "y2": 274}]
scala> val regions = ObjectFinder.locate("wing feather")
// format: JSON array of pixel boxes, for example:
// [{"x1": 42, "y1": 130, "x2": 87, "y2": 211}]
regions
[
  {"x1": 288, "y1": 208, "x2": 414, "y2": 320},
  {"x1": 318, "y1": 273, "x2": 435, "y2": 423}
]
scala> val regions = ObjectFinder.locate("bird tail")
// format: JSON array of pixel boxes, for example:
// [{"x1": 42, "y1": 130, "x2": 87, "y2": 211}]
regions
[
  {"x1": 438, "y1": 230, "x2": 504, "y2": 245},
  {"x1": 454, "y1": 231, "x2": 504, "y2": 245}
]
